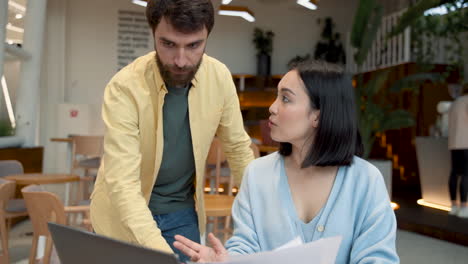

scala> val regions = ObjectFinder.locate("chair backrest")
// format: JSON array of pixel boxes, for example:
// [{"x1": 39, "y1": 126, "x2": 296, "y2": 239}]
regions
[
  {"x1": 0, "y1": 179, "x2": 15, "y2": 263},
  {"x1": 206, "y1": 138, "x2": 227, "y2": 166},
  {"x1": 71, "y1": 135, "x2": 104, "y2": 158},
  {"x1": 0, "y1": 160, "x2": 24, "y2": 178},
  {"x1": 0, "y1": 179, "x2": 16, "y2": 209},
  {"x1": 206, "y1": 138, "x2": 228, "y2": 194},
  {"x1": 250, "y1": 142, "x2": 260, "y2": 158},
  {"x1": 21, "y1": 185, "x2": 67, "y2": 237}
]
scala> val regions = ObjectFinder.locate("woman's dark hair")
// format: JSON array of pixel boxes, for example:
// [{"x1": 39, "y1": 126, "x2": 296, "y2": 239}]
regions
[
  {"x1": 146, "y1": 0, "x2": 215, "y2": 34},
  {"x1": 279, "y1": 60, "x2": 363, "y2": 167}
]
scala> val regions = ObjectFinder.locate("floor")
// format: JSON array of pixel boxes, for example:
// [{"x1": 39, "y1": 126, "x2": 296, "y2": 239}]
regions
[
  {"x1": 2, "y1": 183, "x2": 468, "y2": 263},
  {"x1": 2, "y1": 220, "x2": 467, "y2": 263}
]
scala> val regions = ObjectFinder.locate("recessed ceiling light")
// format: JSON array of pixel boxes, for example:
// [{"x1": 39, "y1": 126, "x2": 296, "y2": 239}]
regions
[
  {"x1": 6, "y1": 23, "x2": 24, "y2": 33},
  {"x1": 132, "y1": 0, "x2": 147, "y2": 7},
  {"x1": 15, "y1": 13, "x2": 23, "y2": 19},
  {"x1": 219, "y1": 5, "x2": 255, "y2": 22},
  {"x1": 297, "y1": 0, "x2": 318, "y2": 10}
]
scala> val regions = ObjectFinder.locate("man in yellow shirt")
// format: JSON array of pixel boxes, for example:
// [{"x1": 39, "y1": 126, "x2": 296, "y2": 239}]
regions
[{"x1": 90, "y1": 1, "x2": 254, "y2": 262}]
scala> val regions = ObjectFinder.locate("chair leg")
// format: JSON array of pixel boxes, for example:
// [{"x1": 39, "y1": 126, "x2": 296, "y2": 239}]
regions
[
  {"x1": 6, "y1": 218, "x2": 12, "y2": 234},
  {"x1": 43, "y1": 236, "x2": 54, "y2": 264},
  {"x1": 224, "y1": 215, "x2": 232, "y2": 242},
  {"x1": 213, "y1": 217, "x2": 219, "y2": 237},
  {"x1": 29, "y1": 235, "x2": 38, "y2": 264},
  {"x1": 0, "y1": 215, "x2": 9, "y2": 263}
]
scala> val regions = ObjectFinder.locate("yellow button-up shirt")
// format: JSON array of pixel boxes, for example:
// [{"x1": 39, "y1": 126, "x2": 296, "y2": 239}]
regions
[{"x1": 90, "y1": 51, "x2": 254, "y2": 252}]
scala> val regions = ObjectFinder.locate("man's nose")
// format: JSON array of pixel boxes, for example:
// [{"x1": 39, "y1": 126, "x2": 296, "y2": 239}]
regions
[{"x1": 174, "y1": 48, "x2": 188, "y2": 68}]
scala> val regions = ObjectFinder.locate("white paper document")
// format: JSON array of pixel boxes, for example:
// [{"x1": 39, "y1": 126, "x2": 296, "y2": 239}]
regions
[{"x1": 203, "y1": 236, "x2": 342, "y2": 264}]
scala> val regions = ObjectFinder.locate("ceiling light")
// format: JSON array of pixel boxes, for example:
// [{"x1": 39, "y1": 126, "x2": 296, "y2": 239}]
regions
[
  {"x1": 1, "y1": 75, "x2": 16, "y2": 129},
  {"x1": 417, "y1": 199, "x2": 451, "y2": 211},
  {"x1": 219, "y1": 5, "x2": 255, "y2": 22},
  {"x1": 132, "y1": 0, "x2": 147, "y2": 7},
  {"x1": 8, "y1": 0, "x2": 26, "y2": 13},
  {"x1": 297, "y1": 0, "x2": 318, "y2": 10},
  {"x1": 222, "y1": 0, "x2": 233, "y2": 4},
  {"x1": 6, "y1": 23, "x2": 24, "y2": 33},
  {"x1": 15, "y1": 13, "x2": 23, "y2": 19}
]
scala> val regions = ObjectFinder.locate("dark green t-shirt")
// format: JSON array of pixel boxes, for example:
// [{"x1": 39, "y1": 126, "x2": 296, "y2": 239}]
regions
[{"x1": 148, "y1": 85, "x2": 195, "y2": 215}]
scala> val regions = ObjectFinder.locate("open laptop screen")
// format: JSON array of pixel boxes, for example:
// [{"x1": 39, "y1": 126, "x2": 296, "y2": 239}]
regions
[{"x1": 48, "y1": 222, "x2": 180, "y2": 264}]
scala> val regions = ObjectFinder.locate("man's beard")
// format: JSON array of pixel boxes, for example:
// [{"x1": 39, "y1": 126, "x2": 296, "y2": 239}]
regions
[{"x1": 156, "y1": 53, "x2": 202, "y2": 88}]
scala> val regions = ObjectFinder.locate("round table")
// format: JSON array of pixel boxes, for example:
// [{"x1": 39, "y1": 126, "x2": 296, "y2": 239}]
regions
[
  {"x1": 5, "y1": 173, "x2": 81, "y2": 205},
  {"x1": 5, "y1": 173, "x2": 80, "y2": 185}
]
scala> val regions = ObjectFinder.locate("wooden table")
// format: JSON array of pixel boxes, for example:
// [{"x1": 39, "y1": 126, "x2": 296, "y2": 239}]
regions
[
  {"x1": 238, "y1": 90, "x2": 276, "y2": 109},
  {"x1": 204, "y1": 194, "x2": 235, "y2": 217},
  {"x1": 257, "y1": 144, "x2": 278, "y2": 153},
  {"x1": 232, "y1": 74, "x2": 255, "y2": 92},
  {"x1": 5, "y1": 173, "x2": 80, "y2": 185},
  {"x1": 50, "y1": 138, "x2": 73, "y2": 143},
  {"x1": 5, "y1": 173, "x2": 80, "y2": 205}
]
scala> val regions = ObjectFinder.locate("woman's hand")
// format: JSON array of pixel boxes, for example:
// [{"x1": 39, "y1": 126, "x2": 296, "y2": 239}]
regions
[{"x1": 174, "y1": 233, "x2": 228, "y2": 263}]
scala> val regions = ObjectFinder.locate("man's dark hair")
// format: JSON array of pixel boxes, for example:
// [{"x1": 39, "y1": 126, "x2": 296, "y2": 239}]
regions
[
  {"x1": 279, "y1": 60, "x2": 363, "y2": 167},
  {"x1": 146, "y1": 0, "x2": 215, "y2": 34}
]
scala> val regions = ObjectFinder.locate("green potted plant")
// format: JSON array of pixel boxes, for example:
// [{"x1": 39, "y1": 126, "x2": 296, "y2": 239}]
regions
[
  {"x1": 287, "y1": 17, "x2": 346, "y2": 69},
  {"x1": 253, "y1": 27, "x2": 274, "y2": 77},
  {"x1": 0, "y1": 119, "x2": 14, "y2": 137},
  {"x1": 314, "y1": 17, "x2": 346, "y2": 65},
  {"x1": 351, "y1": 0, "x2": 417, "y2": 159}
]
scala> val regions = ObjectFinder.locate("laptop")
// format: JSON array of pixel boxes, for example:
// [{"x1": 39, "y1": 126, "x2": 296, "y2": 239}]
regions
[{"x1": 48, "y1": 222, "x2": 180, "y2": 264}]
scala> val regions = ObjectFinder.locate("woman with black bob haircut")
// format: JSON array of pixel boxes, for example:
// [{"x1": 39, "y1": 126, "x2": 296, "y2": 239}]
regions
[
  {"x1": 278, "y1": 60, "x2": 363, "y2": 166},
  {"x1": 174, "y1": 60, "x2": 399, "y2": 264}
]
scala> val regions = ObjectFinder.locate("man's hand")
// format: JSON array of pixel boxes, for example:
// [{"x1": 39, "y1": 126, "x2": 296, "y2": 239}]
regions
[{"x1": 174, "y1": 233, "x2": 228, "y2": 263}]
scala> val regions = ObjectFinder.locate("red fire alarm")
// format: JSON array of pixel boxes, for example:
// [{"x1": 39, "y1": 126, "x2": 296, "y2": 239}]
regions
[{"x1": 70, "y1": 109, "x2": 79, "y2": 118}]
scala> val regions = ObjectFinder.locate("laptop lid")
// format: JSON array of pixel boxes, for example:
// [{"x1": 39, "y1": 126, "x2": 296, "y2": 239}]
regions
[{"x1": 48, "y1": 222, "x2": 180, "y2": 264}]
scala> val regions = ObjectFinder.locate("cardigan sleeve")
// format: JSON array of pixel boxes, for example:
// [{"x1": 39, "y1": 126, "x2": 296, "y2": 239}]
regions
[
  {"x1": 349, "y1": 165, "x2": 400, "y2": 264},
  {"x1": 225, "y1": 164, "x2": 261, "y2": 255}
]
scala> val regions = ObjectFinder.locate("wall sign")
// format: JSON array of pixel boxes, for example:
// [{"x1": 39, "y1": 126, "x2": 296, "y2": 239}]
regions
[{"x1": 117, "y1": 10, "x2": 152, "y2": 71}]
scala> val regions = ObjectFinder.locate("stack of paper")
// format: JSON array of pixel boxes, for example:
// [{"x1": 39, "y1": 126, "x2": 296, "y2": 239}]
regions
[{"x1": 197, "y1": 236, "x2": 342, "y2": 264}]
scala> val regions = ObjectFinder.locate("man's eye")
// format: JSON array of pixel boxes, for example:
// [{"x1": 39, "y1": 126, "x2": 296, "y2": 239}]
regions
[
  {"x1": 163, "y1": 41, "x2": 174, "y2": 47},
  {"x1": 189, "y1": 43, "x2": 199, "y2": 49}
]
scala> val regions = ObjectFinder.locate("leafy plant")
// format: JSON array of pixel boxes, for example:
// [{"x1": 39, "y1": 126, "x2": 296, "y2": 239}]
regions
[
  {"x1": 0, "y1": 119, "x2": 14, "y2": 137},
  {"x1": 314, "y1": 17, "x2": 346, "y2": 64},
  {"x1": 351, "y1": 0, "x2": 431, "y2": 158},
  {"x1": 390, "y1": 0, "x2": 468, "y2": 84},
  {"x1": 253, "y1": 28, "x2": 274, "y2": 56}
]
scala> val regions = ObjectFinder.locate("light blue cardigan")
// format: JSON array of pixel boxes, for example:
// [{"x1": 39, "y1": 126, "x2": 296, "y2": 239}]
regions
[{"x1": 225, "y1": 152, "x2": 399, "y2": 263}]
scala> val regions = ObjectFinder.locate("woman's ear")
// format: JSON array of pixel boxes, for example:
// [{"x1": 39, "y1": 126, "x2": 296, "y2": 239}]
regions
[{"x1": 311, "y1": 110, "x2": 320, "y2": 128}]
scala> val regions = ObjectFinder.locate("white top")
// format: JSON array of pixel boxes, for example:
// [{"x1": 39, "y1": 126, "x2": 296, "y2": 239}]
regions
[{"x1": 448, "y1": 95, "x2": 468, "y2": 149}]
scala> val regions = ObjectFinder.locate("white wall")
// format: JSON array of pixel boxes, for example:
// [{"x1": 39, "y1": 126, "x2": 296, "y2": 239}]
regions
[
  {"x1": 209, "y1": 0, "x2": 358, "y2": 75},
  {"x1": 63, "y1": 0, "x2": 358, "y2": 106},
  {"x1": 40, "y1": 0, "x2": 358, "y2": 172}
]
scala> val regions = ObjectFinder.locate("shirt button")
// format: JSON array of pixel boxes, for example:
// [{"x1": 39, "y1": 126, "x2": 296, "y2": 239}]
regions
[{"x1": 317, "y1": 225, "x2": 325, "y2": 232}]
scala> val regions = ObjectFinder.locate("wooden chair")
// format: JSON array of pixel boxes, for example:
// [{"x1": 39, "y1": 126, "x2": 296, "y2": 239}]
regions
[
  {"x1": 205, "y1": 138, "x2": 228, "y2": 194},
  {"x1": 0, "y1": 179, "x2": 16, "y2": 264},
  {"x1": 204, "y1": 140, "x2": 260, "y2": 242},
  {"x1": 0, "y1": 160, "x2": 28, "y2": 232},
  {"x1": 206, "y1": 140, "x2": 260, "y2": 195},
  {"x1": 70, "y1": 135, "x2": 104, "y2": 201},
  {"x1": 22, "y1": 185, "x2": 92, "y2": 264}
]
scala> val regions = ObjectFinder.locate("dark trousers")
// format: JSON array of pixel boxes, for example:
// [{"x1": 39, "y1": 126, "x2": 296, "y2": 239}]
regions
[
  {"x1": 449, "y1": 149, "x2": 468, "y2": 203},
  {"x1": 153, "y1": 207, "x2": 200, "y2": 263}
]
